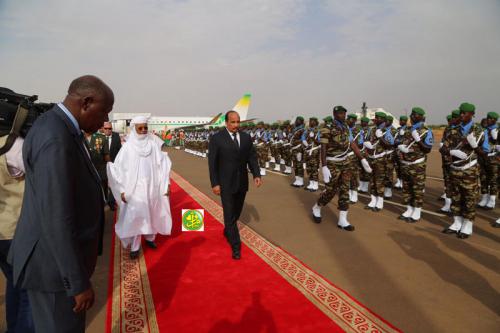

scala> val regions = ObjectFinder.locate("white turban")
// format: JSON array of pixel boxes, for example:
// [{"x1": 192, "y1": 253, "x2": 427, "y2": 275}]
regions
[{"x1": 131, "y1": 115, "x2": 149, "y2": 125}]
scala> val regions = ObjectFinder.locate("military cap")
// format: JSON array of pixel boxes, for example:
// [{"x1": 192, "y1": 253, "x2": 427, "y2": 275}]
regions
[
  {"x1": 386, "y1": 115, "x2": 394, "y2": 121},
  {"x1": 296, "y1": 116, "x2": 304, "y2": 121},
  {"x1": 487, "y1": 111, "x2": 499, "y2": 120},
  {"x1": 374, "y1": 111, "x2": 386, "y2": 118},
  {"x1": 283, "y1": 120, "x2": 291, "y2": 125},
  {"x1": 347, "y1": 114, "x2": 358, "y2": 120},
  {"x1": 411, "y1": 107, "x2": 425, "y2": 116},
  {"x1": 446, "y1": 115, "x2": 452, "y2": 121},
  {"x1": 361, "y1": 116, "x2": 370, "y2": 123},
  {"x1": 459, "y1": 102, "x2": 475, "y2": 113},
  {"x1": 451, "y1": 109, "x2": 460, "y2": 118},
  {"x1": 400, "y1": 115, "x2": 408, "y2": 121},
  {"x1": 323, "y1": 116, "x2": 333, "y2": 122},
  {"x1": 333, "y1": 105, "x2": 347, "y2": 113}
]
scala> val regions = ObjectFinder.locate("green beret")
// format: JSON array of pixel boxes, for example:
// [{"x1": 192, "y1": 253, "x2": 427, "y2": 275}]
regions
[
  {"x1": 451, "y1": 109, "x2": 460, "y2": 118},
  {"x1": 282, "y1": 120, "x2": 291, "y2": 125},
  {"x1": 333, "y1": 105, "x2": 347, "y2": 113},
  {"x1": 386, "y1": 115, "x2": 394, "y2": 121},
  {"x1": 361, "y1": 116, "x2": 370, "y2": 123},
  {"x1": 412, "y1": 107, "x2": 425, "y2": 116},
  {"x1": 400, "y1": 115, "x2": 408, "y2": 121},
  {"x1": 296, "y1": 116, "x2": 304, "y2": 121},
  {"x1": 323, "y1": 116, "x2": 333, "y2": 122},
  {"x1": 347, "y1": 114, "x2": 358, "y2": 120},
  {"x1": 459, "y1": 102, "x2": 475, "y2": 114},
  {"x1": 446, "y1": 115, "x2": 452, "y2": 121},
  {"x1": 487, "y1": 111, "x2": 499, "y2": 120},
  {"x1": 375, "y1": 111, "x2": 386, "y2": 119}
]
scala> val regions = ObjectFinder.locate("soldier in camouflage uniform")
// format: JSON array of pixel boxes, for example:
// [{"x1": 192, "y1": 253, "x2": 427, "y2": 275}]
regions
[
  {"x1": 383, "y1": 115, "x2": 398, "y2": 198},
  {"x1": 396, "y1": 107, "x2": 433, "y2": 222},
  {"x1": 311, "y1": 106, "x2": 372, "y2": 231},
  {"x1": 358, "y1": 116, "x2": 371, "y2": 193},
  {"x1": 394, "y1": 115, "x2": 408, "y2": 189},
  {"x1": 442, "y1": 102, "x2": 489, "y2": 239},
  {"x1": 346, "y1": 114, "x2": 364, "y2": 203},
  {"x1": 280, "y1": 121, "x2": 293, "y2": 174},
  {"x1": 438, "y1": 110, "x2": 460, "y2": 213},
  {"x1": 271, "y1": 123, "x2": 283, "y2": 171},
  {"x1": 476, "y1": 112, "x2": 499, "y2": 209},
  {"x1": 322, "y1": 116, "x2": 333, "y2": 129},
  {"x1": 291, "y1": 116, "x2": 306, "y2": 186},
  {"x1": 363, "y1": 112, "x2": 394, "y2": 211},
  {"x1": 255, "y1": 122, "x2": 270, "y2": 176},
  {"x1": 303, "y1": 117, "x2": 321, "y2": 191}
]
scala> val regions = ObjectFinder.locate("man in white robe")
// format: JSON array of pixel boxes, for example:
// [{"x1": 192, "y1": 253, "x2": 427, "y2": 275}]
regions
[{"x1": 107, "y1": 116, "x2": 172, "y2": 259}]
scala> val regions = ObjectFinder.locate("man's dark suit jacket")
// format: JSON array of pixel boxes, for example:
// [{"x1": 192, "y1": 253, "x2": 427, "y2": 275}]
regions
[
  {"x1": 108, "y1": 131, "x2": 122, "y2": 162},
  {"x1": 208, "y1": 128, "x2": 260, "y2": 193},
  {"x1": 8, "y1": 105, "x2": 104, "y2": 296}
]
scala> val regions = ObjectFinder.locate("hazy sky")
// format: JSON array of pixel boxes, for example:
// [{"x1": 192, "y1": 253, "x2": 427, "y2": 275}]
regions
[{"x1": 1, "y1": 0, "x2": 499, "y2": 124}]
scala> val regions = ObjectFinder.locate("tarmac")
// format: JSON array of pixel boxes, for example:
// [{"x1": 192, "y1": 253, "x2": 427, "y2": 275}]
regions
[{"x1": 1, "y1": 147, "x2": 499, "y2": 332}]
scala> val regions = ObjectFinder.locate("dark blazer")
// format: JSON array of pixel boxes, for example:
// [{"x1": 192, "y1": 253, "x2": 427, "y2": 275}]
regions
[
  {"x1": 8, "y1": 105, "x2": 104, "y2": 296},
  {"x1": 208, "y1": 128, "x2": 260, "y2": 194},
  {"x1": 107, "y1": 131, "x2": 122, "y2": 162}
]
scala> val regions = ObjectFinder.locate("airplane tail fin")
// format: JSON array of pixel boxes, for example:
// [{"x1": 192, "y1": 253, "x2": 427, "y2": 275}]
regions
[{"x1": 232, "y1": 93, "x2": 251, "y2": 121}]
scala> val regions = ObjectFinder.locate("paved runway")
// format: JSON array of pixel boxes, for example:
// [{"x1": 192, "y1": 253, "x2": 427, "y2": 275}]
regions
[{"x1": 168, "y1": 147, "x2": 500, "y2": 333}]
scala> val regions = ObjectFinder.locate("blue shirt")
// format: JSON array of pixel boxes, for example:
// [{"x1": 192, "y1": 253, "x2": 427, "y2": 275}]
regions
[
  {"x1": 57, "y1": 102, "x2": 80, "y2": 134},
  {"x1": 336, "y1": 120, "x2": 353, "y2": 142},
  {"x1": 412, "y1": 121, "x2": 434, "y2": 147},
  {"x1": 384, "y1": 125, "x2": 395, "y2": 145}
]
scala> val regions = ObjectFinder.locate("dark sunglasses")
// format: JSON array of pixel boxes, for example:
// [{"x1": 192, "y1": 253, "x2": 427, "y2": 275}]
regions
[
  {"x1": 103, "y1": 127, "x2": 112, "y2": 130},
  {"x1": 136, "y1": 126, "x2": 148, "y2": 131}
]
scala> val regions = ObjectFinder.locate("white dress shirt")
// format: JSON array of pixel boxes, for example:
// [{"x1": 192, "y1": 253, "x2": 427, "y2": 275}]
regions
[
  {"x1": 226, "y1": 128, "x2": 240, "y2": 146},
  {"x1": 5, "y1": 137, "x2": 25, "y2": 177}
]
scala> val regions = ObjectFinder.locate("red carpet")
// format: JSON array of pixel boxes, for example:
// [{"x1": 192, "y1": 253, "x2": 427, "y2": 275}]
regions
[{"x1": 106, "y1": 172, "x2": 401, "y2": 333}]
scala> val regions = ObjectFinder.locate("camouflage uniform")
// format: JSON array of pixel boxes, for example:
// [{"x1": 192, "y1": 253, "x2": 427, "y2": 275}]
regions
[
  {"x1": 291, "y1": 124, "x2": 305, "y2": 181},
  {"x1": 397, "y1": 114, "x2": 433, "y2": 222},
  {"x1": 280, "y1": 125, "x2": 293, "y2": 174},
  {"x1": 440, "y1": 120, "x2": 455, "y2": 202},
  {"x1": 317, "y1": 119, "x2": 352, "y2": 211},
  {"x1": 384, "y1": 124, "x2": 398, "y2": 195},
  {"x1": 348, "y1": 124, "x2": 363, "y2": 192},
  {"x1": 477, "y1": 117, "x2": 498, "y2": 209},
  {"x1": 303, "y1": 124, "x2": 321, "y2": 190},
  {"x1": 358, "y1": 124, "x2": 371, "y2": 190},
  {"x1": 442, "y1": 103, "x2": 487, "y2": 238},
  {"x1": 365, "y1": 121, "x2": 391, "y2": 209},
  {"x1": 255, "y1": 127, "x2": 270, "y2": 174}
]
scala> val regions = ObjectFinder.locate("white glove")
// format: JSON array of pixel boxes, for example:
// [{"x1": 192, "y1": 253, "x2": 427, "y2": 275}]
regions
[
  {"x1": 439, "y1": 142, "x2": 443, "y2": 148},
  {"x1": 411, "y1": 130, "x2": 421, "y2": 142},
  {"x1": 399, "y1": 128, "x2": 405, "y2": 136},
  {"x1": 322, "y1": 166, "x2": 331, "y2": 183},
  {"x1": 375, "y1": 129, "x2": 383, "y2": 138},
  {"x1": 302, "y1": 140, "x2": 308, "y2": 147},
  {"x1": 398, "y1": 144, "x2": 410, "y2": 153},
  {"x1": 466, "y1": 133, "x2": 478, "y2": 149},
  {"x1": 296, "y1": 153, "x2": 302, "y2": 162},
  {"x1": 363, "y1": 141, "x2": 374, "y2": 150},
  {"x1": 361, "y1": 158, "x2": 372, "y2": 173},
  {"x1": 491, "y1": 128, "x2": 498, "y2": 140},
  {"x1": 450, "y1": 149, "x2": 468, "y2": 160}
]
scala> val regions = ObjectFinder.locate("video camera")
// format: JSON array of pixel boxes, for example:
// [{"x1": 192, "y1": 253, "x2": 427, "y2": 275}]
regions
[{"x1": 0, "y1": 87, "x2": 54, "y2": 154}]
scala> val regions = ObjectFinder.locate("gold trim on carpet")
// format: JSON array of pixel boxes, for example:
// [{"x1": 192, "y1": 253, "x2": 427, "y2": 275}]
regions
[
  {"x1": 110, "y1": 237, "x2": 159, "y2": 332},
  {"x1": 171, "y1": 171, "x2": 400, "y2": 333}
]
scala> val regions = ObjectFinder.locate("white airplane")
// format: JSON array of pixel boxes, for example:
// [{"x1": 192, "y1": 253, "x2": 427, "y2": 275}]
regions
[{"x1": 110, "y1": 94, "x2": 253, "y2": 133}]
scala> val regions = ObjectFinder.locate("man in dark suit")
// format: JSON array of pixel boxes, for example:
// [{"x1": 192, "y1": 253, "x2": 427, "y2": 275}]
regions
[
  {"x1": 8, "y1": 75, "x2": 114, "y2": 332},
  {"x1": 103, "y1": 121, "x2": 122, "y2": 210},
  {"x1": 103, "y1": 121, "x2": 122, "y2": 162},
  {"x1": 208, "y1": 110, "x2": 262, "y2": 260}
]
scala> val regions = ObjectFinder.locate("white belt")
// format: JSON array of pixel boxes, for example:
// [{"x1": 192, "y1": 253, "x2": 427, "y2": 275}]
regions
[
  {"x1": 401, "y1": 157, "x2": 425, "y2": 165},
  {"x1": 386, "y1": 150, "x2": 394, "y2": 154},
  {"x1": 488, "y1": 152, "x2": 496, "y2": 157},
  {"x1": 346, "y1": 151, "x2": 355, "y2": 157},
  {"x1": 291, "y1": 144, "x2": 302, "y2": 150},
  {"x1": 451, "y1": 159, "x2": 477, "y2": 171},
  {"x1": 257, "y1": 142, "x2": 265, "y2": 146},
  {"x1": 369, "y1": 152, "x2": 386, "y2": 159},
  {"x1": 327, "y1": 155, "x2": 348, "y2": 162}
]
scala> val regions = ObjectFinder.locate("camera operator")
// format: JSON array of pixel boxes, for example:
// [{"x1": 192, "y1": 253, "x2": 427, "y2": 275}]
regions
[{"x1": 0, "y1": 133, "x2": 35, "y2": 332}]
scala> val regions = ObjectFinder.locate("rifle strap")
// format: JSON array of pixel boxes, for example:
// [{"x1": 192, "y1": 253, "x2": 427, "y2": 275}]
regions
[{"x1": 0, "y1": 104, "x2": 29, "y2": 156}]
